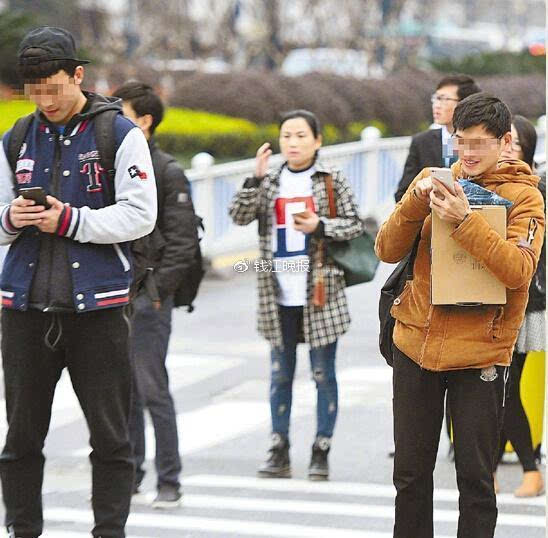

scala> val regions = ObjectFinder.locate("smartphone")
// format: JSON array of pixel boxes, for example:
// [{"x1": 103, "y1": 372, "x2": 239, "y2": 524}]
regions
[
  {"x1": 19, "y1": 187, "x2": 51, "y2": 209},
  {"x1": 288, "y1": 202, "x2": 307, "y2": 219},
  {"x1": 430, "y1": 167, "x2": 455, "y2": 194}
]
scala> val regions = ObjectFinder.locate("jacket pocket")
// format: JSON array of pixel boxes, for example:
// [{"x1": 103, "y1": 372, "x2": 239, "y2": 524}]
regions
[
  {"x1": 447, "y1": 304, "x2": 503, "y2": 344},
  {"x1": 389, "y1": 281, "x2": 415, "y2": 321},
  {"x1": 113, "y1": 244, "x2": 131, "y2": 272}
]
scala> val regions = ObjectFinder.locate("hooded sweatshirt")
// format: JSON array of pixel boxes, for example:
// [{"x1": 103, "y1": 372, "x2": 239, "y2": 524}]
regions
[
  {"x1": 375, "y1": 159, "x2": 545, "y2": 371},
  {"x1": 0, "y1": 92, "x2": 157, "y2": 313}
]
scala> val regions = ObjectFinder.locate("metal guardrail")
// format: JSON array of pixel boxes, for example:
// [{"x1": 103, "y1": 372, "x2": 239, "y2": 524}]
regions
[
  {"x1": 187, "y1": 119, "x2": 546, "y2": 258},
  {"x1": 187, "y1": 135, "x2": 411, "y2": 257}
]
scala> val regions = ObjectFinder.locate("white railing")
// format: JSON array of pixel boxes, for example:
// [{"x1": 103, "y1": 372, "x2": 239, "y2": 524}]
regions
[{"x1": 187, "y1": 118, "x2": 546, "y2": 258}]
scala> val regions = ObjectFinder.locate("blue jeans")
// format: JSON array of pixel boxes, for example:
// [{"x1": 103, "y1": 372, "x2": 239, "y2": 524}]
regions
[
  {"x1": 270, "y1": 306, "x2": 338, "y2": 439},
  {"x1": 129, "y1": 293, "x2": 181, "y2": 491}
]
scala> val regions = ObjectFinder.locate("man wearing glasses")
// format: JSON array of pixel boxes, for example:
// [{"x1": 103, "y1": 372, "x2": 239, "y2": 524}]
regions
[{"x1": 394, "y1": 75, "x2": 481, "y2": 202}]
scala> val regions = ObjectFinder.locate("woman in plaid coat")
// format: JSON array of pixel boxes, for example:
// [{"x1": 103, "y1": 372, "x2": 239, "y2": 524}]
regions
[{"x1": 229, "y1": 110, "x2": 363, "y2": 480}]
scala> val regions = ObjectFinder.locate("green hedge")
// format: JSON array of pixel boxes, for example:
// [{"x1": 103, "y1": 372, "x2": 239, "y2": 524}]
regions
[
  {"x1": 0, "y1": 100, "x2": 35, "y2": 134},
  {"x1": 168, "y1": 72, "x2": 545, "y2": 138},
  {"x1": 0, "y1": 100, "x2": 381, "y2": 160}
]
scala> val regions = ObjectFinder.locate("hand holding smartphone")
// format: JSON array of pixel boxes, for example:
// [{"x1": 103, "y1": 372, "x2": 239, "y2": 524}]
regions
[
  {"x1": 289, "y1": 202, "x2": 309, "y2": 220},
  {"x1": 19, "y1": 187, "x2": 51, "y2": 209},
  {"x1": 430, "y1": 167, "x2": 455, "y2": 195}
]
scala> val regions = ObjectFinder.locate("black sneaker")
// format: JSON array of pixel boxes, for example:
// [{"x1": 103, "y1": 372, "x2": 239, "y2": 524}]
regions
[
  {"x1": 257, "y1": 433, "x2": 291, "y2": 478},
  {"x1": 308, "y1": 436, "x2": 330, "y2": 481},
  {"x1": 152, "y1": 484, "x2": 182, "y2": 509}
]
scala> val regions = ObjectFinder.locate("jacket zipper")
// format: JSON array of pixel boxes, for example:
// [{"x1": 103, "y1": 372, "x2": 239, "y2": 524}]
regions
[
  {"x1": 44, "y1": 134, "x2": 61, "y2": 311},
  {"x1": 113, "y1": 244, "x2": 131, "y2": 272}
]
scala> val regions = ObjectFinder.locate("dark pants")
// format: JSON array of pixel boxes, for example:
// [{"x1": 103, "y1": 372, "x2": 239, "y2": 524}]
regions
[
  {"x1": 497, "y1": 351, "x2": 537, "y2": 472},
  {"x1": 270, "y1": 306, "x2": 338, "y2": 439},
  {"x1": 392, "y1": 346, "x2": 507, "y2": 538},
  {"x1": 0, "y1": 307, "x2": 134, "y2": 538},
  {"x1": 129, "y1": 294, "x2": 181, "y2": 491}
]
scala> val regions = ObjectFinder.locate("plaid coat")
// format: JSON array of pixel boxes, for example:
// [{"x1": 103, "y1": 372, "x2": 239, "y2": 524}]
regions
[{"x1": 229, "y1": 161, "x2": 364, "y2": 349}]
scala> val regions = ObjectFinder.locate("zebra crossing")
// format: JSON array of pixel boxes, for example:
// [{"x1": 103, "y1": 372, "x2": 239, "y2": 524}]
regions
[
  {"x1": 0, "y1": 351, "x2": 544, "y2": 537},
  {"x1": 31, "y1": 473, "x2": 546, "y2": 537}
]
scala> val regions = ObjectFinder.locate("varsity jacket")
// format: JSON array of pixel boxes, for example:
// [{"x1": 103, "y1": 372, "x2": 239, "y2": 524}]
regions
[{"x1": 0, "y1": 92, "x2": 157, "y2": 313}]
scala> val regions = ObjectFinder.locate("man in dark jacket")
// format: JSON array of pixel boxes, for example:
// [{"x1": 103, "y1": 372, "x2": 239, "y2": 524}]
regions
[
  {"x1": 112, "y1": 82, "x2": 199, "y2": 508},
  {"x1": 394, "y1": 75, "x2": 481, "y2": 202}
]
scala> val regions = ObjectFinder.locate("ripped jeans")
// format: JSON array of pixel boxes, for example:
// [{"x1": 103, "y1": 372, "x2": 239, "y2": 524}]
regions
[{"x1": 270, "y1": 305, "x2": 338, "y2": 439}]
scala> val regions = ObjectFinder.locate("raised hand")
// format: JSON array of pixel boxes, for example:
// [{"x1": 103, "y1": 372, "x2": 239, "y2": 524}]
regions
[{"x1": 254, "y1": 142, "x2": 272, "y2": 179}]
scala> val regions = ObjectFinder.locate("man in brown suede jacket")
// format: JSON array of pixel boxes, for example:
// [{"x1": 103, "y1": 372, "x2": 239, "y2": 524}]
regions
[{"x1": 375, "y1": 93, "x2": 544, "y2": 538}]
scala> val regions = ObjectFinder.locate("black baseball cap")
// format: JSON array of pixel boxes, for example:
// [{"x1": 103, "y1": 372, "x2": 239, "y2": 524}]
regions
[{"x1": 18, "y1": 26, "x2": 90, "y2": 66}]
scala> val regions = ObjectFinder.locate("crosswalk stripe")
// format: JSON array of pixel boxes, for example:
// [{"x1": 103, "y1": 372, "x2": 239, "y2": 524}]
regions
[
  {"x1": 1, "y1": 353, "x2": 243, "y2": 449},
  {"x1": 139, "y1": 365, "x2": 392, "y2": 458},
  {"x1": 74, "y1": 401, "x2": 270, "y2": 459},
  {"x1": 129, "y1": 492, "x2": 545, "y2": 527},
  {"x1": 66, "y1": 364, "x2": 392, "y2": 460},
  {"x1": 44, "y1": 507, "x2": 451, "y2": 538},
  {"x1": 43, "y1": 529, "x2": 153, "y2": 538},
  {"x1": 167, "y1": 401, "x2": 269, "y2": 456},
  {"x1": 184, "y1": 474, "x2": 546, "y2": 508}
]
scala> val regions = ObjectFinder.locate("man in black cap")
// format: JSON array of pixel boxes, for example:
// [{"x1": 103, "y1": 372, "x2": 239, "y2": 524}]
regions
[{"x1": 0, "y1": 27, "x2": 157, "y2": 538}]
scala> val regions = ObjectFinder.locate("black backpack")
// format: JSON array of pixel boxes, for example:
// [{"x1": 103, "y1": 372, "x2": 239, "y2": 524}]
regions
[
  {"x1": 378, "y1": 234, "x2": 420, "y2": 366},
  {"x1": 173, "y1": 214, "x2": 204, "y2": 312},
  {"x1": 527, "y1": 173, "x2": 546, "y2": 312},
  {"x1": 6, "y1": 111, "x2": 204, "y2": 311}
]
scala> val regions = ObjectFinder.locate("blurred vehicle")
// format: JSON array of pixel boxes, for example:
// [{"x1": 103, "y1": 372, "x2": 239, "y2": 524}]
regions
[
  {"x1": 145, "y1": 56, "x2": 231, "y2": 74},
  {"x1": 281, "y1": 48, "x2": 369, "y2": 79}
]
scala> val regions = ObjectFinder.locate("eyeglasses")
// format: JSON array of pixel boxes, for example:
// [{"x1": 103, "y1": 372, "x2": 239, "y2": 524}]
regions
[{"x1": 431, "y1": 94, "x2": 459, "y2": 104}]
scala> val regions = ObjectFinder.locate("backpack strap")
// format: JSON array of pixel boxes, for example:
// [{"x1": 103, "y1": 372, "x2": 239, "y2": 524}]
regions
[
  {"x1": 406, "y1": 233, "x2": 421, "y2": 280},
  {"x1": 6, "y1": 113, "x2": 34, "y2": 189},
  {"x1": 94, "y1": 109, "x2": 119, "y2": 206}
]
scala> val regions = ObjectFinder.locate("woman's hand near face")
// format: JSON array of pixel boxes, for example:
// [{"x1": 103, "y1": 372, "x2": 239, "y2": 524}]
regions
[{"x1": 254, "y1": 143, "x2": 272, "y2": 179}]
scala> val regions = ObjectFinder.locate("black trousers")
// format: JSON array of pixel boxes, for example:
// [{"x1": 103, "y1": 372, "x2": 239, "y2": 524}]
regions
[
  {"x1": 0, "y1": 308, "x2": 134, "y2": 538},
  {"x1": 392, "y1": 346, "x2": 507, "y2": 538},
  {"x1": 497, "y1": 351, "x2": 537, "y2": 472}
]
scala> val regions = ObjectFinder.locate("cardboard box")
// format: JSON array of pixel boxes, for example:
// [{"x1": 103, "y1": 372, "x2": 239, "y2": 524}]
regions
[{"x1": 431, "y1": 206, "x2": 507, "y2": 305}]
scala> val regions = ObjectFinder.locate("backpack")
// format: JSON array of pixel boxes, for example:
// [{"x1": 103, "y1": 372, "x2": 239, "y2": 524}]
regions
[
  {"x1": 527, "y1": 173, "x2": 546, "y2": 312},
  {"x1": 173, "y1": 214, "x2": 204, "y2": 312},
  {"x1": 378, "y1": 234, "x2": 420, "y2": 366},
  {"x1": 6, "y1": 111, "x2": 204, "y2": 311},
  {"x1": 148, "y1": 150, "x2": 205, "y2": 312}
]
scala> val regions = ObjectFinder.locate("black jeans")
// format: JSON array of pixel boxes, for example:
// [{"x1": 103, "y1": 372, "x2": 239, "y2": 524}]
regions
[
  {"x1": 0, "y1": 307, "x2": 134, "y2": 538},
  {"x1": 128, "y1": 294, "x2": 181, "y2": 491},
  {"x1": 392, "y1": 346, "x2": 507, "y2": 538}
]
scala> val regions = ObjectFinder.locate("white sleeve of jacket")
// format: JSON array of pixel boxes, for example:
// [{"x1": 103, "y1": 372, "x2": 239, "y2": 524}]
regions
[
  {"x1": 69, "y1": 127, "x2": 157, "y2": 244},
  {"x1": 0, "y1": 141, "x2": 22, "y2": 246}
]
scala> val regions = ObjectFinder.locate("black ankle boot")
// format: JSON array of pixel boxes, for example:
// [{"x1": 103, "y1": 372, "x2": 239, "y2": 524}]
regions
[
  {"x1": 257, "y1": 433, "x2": 291, "y2": 478},
  {"x1": 308, "y1": 436, "x2": 330, "y2": 481}
]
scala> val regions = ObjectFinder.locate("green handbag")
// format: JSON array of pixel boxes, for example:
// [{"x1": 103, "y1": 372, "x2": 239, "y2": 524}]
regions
[{"x1": 324, "y1": 174, "x2": 379, "y2": 287}]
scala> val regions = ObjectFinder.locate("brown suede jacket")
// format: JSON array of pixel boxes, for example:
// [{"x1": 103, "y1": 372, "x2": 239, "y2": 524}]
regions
[{"x1": 375, "y1": 160, "x2": 545, "y2": 371}]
